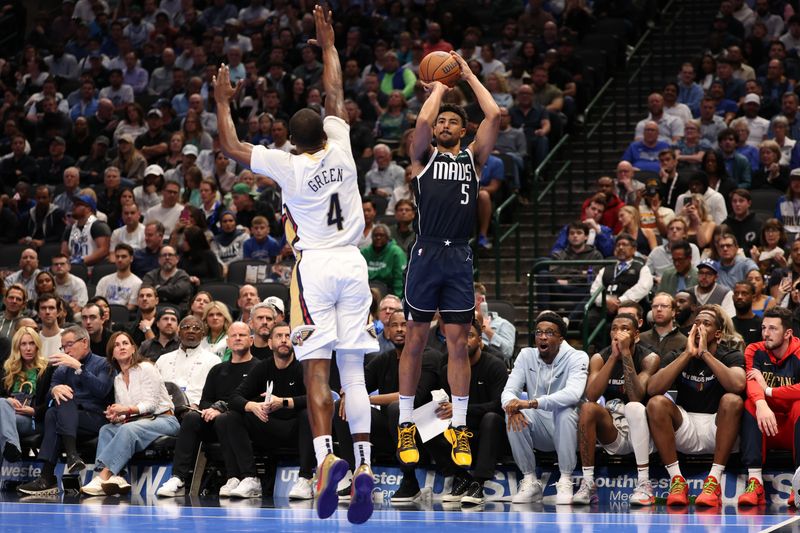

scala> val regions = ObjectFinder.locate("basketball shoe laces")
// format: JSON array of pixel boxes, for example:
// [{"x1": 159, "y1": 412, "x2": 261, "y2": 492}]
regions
[
  {"x1": 454, "y1": 427, "x2": 473, "y2": 453},
  {"x1": 744, "y1": 478, "x2": 759, "y2": 493},
  {"x1": 701, "y1": 477, "x2": 718, "y2": 494},
  {"x1": 670, "y1": 477, "x2": 687, "y2": 495},
  {"x1": 399, "y1": 425, "x2": 416, "y2": 449}
]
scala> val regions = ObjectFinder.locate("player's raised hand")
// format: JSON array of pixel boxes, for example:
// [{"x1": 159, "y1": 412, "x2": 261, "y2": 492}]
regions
[
  {"x1": 308, "y1": 4, "x2": 335, "y2": 50},
  {"x1": 420, "y1": 80, "x2": 450, "y2": 94},
  {"x1": 212, "y1": 64, "x2": 242, "y2": 105},
  {"x1": 448, "y1": 51, "x2": 471, "y2": 80}
]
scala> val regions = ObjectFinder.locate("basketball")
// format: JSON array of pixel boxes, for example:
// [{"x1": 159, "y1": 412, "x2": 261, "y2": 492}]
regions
[{"x1": 419, "y1": 51, "x2": 462, "y2": 87}]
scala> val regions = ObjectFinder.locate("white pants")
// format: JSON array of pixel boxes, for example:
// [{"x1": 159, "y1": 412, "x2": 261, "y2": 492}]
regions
[{"x1": 506, "y1": 407, "x2": 579, "y2": 475}]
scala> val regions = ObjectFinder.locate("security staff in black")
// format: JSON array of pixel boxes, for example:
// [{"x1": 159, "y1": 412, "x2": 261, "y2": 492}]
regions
[{"x1": 396, "y1": 51, "x2": 501, "y2": 472}]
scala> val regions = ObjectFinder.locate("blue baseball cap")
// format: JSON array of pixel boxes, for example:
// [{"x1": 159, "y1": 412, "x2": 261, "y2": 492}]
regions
[
  {"x1": 697, "y1": 258, "x2": 719, "y2": 273},
  {"x1": 72, "y1": 194, "x2": 97, "y2": 212}
]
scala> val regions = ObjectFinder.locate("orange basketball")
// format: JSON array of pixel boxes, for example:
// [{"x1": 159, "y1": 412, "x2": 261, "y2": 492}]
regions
[{"x1": 419, "y1": 51, "x2": 461, "y2": 87}]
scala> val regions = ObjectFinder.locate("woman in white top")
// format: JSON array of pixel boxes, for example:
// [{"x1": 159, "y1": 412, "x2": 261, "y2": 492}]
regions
[
  {"x1": 200, "y1": 301, "x2": 232, "y2": 361},
  {"x1": 113, "y1": 103, "x2": 148, "y2": 145},
  {"x1": 81, "y1": 331, "x2": 179, "y2": 496}
]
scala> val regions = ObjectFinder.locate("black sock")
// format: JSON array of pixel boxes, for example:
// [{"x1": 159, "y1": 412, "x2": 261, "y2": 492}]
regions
[
  {"x1": 61, "y1": 435, "x2": 77, "y2": 456},
  {"x1": 42, "y1": 461, "x2": 56, "y2": 480}
]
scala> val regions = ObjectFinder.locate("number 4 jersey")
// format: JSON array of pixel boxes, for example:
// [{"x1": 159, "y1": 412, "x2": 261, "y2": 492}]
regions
[{"x1": 250, "y1": 116, "x2": 364, "y2": 252}]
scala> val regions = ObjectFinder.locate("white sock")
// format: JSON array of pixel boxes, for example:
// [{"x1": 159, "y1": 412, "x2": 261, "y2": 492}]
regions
[
  {"x1": 354, "y1": 441, "x2": 371, "y2": 467},
  {"x1": 637, "y1": 466, "x2": 649, "y2": 485},
  {"x1": 666, "y1": 461, "x2": 682, "y2": 479},
  {"x1": 452, "y1": 395, "x2": 469, "y2": 427},
  {"x1": 709, "y1": 463, "x2": 724, "y2": 481},
  {"x1": 560, "y1": 472, "x2": 572, "y2": 485},
  {"x1": 313, "y1": 435, "x2": 334, "y2": 467},
  {"x1": 748, "y1": 468, "x2": 763, "y2": 484},
  {"x1": 582, "y1": 466, "x2": 595, "y2": 485},
  {"x1": 399, "y1": 395, "x2": 415, "y2": 424},
  {"x1": 523, "y1": 472, "x2": 538, "y2": 484}
]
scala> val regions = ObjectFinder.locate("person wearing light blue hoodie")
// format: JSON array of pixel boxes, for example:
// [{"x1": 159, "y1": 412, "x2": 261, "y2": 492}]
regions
[{"x1": 502, "y1": 311, "x2": 589, "y2": 506}]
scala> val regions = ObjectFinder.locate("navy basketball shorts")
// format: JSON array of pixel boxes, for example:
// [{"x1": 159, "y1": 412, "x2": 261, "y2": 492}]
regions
[{"x1": 403, "y1": 238, "x2": 474, "y2": 324}]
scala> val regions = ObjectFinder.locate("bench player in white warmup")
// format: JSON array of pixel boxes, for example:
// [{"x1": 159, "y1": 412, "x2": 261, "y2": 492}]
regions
[{"x1": 212, "y1": 5, "x2": 379, "y2": 524}]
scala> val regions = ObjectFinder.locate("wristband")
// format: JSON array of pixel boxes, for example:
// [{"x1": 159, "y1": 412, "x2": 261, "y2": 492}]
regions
[{"x1": 766, "y1": 387, "x2": 773, "y2": 397}]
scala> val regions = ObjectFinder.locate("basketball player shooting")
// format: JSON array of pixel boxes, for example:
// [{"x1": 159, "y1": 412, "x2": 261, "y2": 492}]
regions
[
  {"x1": 212, "y1": 5, "x2": 379, "y2": 525},
  {"x1": 396, "y1": 53, "x2": 500, "y2": 469}
]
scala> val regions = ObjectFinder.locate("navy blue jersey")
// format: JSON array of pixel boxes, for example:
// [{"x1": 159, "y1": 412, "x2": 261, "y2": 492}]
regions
[{"x1": 412, "y1": 148, "x2": 479, "y2": 240}]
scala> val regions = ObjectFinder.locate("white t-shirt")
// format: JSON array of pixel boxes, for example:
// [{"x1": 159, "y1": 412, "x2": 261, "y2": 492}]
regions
[
  {"x1": 155, "y1": 346, "x2": 220, "y2": 405},
  {"x1": 95, "y1": 272, "x2": 142, "y2": 307},
  {"x1": 55, "y1": 274, "x2": 89, "y2": 308},
  {"x1": 110, "y1": 224, "x2": 146, "y2": 251},
  {"x1": 40, "y1": 329, "x2": 64, "y2": 360},
  {"x1": 250, "y1": 116, "x2": 364, "y2": 251},
  {"x1": 144, "y1": 203, "x2": 184, "y2": 239}
]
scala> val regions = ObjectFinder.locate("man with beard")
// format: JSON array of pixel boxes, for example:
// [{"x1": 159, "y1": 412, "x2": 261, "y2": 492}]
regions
[
  {"x1": 142, "y1": 245, "x2": 193, "y2": 311},
  {"x1": 656, "y1": 240, "x2": 699, "y2": 294},
  {"x1": 646, "y1": 305, "x2": 745, "y2": 507},
  {"x1": 4, "y1": 248, "x2": 40, "y2": 300},
  {"x1": 117, "y1": 285, "x2": 159, "y2": 346},
  {"x1": 249, "y1": 301, "x2": 276, "y2": 360},
  {"x1": 740, "y1": 307, "x2": 800, "y2": 506},
  {"x1": 675, "y1": 290, "x2": 699, "y2": 334},
  {"x1": 0, "y1": 285, "x2": 28, "y2": 339},
  {"x1": 61, "y1": 194, "x2": 111, "y2": 267},
  {"x1": 132, "y1": 222, "x2": 165, "y2": 278},
  {"x1": 19, "y1": 186, "x2": 66, "y2": 248},
  {"x1": 640, "y1": 293, "x2": 688, "y2": 356},
  {"x1": 690, "y1": 259, "x2": 736, "y2": 318},
  {"x1": 138, "y1": 307, "x2": 180, "y2": 361},
  {"x1": 155, "y1": 315, "x2": 219, "y2": 407},
  {"x1": 156, "y1": 321, "x2": 260, "y2": 497},
  {"x1": 504, "y1": 311, "x2": 588, "y2": 505},
  {"x1": 216, "y1": 322, "x2": 312, "y2": 500},
  {"x1": 733, "y1": 281, "x2": 763, "y2": 345},
  {"x1": 575, "y1": 313, "x2": 660, "y2": 506}
]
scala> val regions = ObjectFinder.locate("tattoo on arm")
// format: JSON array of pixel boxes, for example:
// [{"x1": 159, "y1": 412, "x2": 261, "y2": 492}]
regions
[{"x1": 621, "y1": 352, "x2": 641, "y2": 401}]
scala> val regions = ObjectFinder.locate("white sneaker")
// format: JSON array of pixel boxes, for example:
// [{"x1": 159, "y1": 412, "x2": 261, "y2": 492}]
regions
[
  {"x1": 157, "y1": 476, "x2": 186, "y2": 498},
  {"x1": 793, "y1": 466, "x2": 800, "y2": 507},
  {"x1": 511, "y1": 477, "x2": 543, "y2": 503},
  {"x1": 81, "y1": 476, "x2": 105, "y2": 496},
  {"x1": 288, "y1": 477, "x2": 313, "y2": 500},
  {"x1": 572, "y1": 479, "x2": 597, "y2": 505},
  {"x1": 229, "y1": 476, "x2": 262, "y2": 498},
  {"x1": 630, "y1": 479, "x2": 655, "y2": 506},
  {"x1": 102, "y1": 475, "x2": 131, "y2": 496},
  {"x1": 555, "y1": 477, "x2": 573, "y2": 505},
  {"x1": 219, "y1": 477, "x2": 240, "y2": 497}
]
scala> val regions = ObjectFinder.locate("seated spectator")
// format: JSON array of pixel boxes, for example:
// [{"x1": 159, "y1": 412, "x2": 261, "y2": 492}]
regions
[
  {"x1": 61, "y1": 193, "x2": 111, "y2": 267},
  {"x1": 231, "y1": 183, "x2": 279, "y2": 238},
  {"x1": 1, "y1": 135, "x2": 39, "y2": 192},
  {"x1": 547, "y1": 221, "x2": 604, "y2": 310},
  {"x1": 144, "y1": 178, "x2": 184, "y2": 241},
  {"x1": 699, "y1": 97, "x2": 727, "y2": 147},
  {"x1": 495, "y1": 106, "x2": 529, "y2": 197},
  {"x1": 638, "y1": 179, "x2": 674, "y2": 237},
  {"x1": 634, "y1": 92, "x2": 684, "y2": 144},
  {"x1": 718, "y1": 129, "x2": 752, "y2": 189},
  {"x1": 503, "y1": 312, "x2": 588, "y2": 504},
  {"x1": 474, "y1": 283, "x2": 517, "y2": 362},
  {"x1": 0, "y1": 285, "x2": 29, "y2": 340},
  {"x1": 675, "y1": 172, "x2": 728, "y2": 225},
  {"x1": 731, "y1": 119, "x2": 760, "y2": 172},
  {"x1": 36, "y1": 293, "x2": 63, "y2": 359},
  {"x1": 622, "y1": 121, "x2": 670, "y2": 173},
  {"x1": 358, "y1": 198, "x2": 377, "y2": 250},
  {"x1": 715, "y1": 233, "x2": 758, "y2": 290},
  {"x1": 690, "y1": 259, "x2": 736, "y2": 318},
  {"x1": 740, "y1": 96, "x2": 770, "y2": 147},
  {"x1": 138, "y1": 307, "x2": 180, "y2": 362},
  {"x1": 211, "y1": 211, "x2": 248, "y2": 271},
  {"x1": 646, "y1": 304, "x2": 745, "y2": 507},
  {"x1": 376, "y1": 91, "x2": 412, "y2": 144},
  {"x1": 581, "y1": 177, "x2": 625, "y2": 234},
  {"x1": 200, "y1": 301, "x2": 233, "y2": 361},
  {"x1": 361, "y1": 224, "x2": 407, "y2": 298},
  {"x1": 80, "y1": 331, "x2": 179, "y2": 496},
  {"x1": 134, "y1": 165, "x2": 165, "y2": 213},
  {"x1": 0, "y1": 327, "x2": 54, "y2": 463},
  {"x1": 662, "y1": 82, "x2": 692, "y2": 126},
  {"x1": 753, "y1": 140, "x2": 789, "y2": 191},
  {"x1": 19, "y1": 186, "x2": 67, "y2": 248},
  {"x1": 614, "y1": 161, "x2": 644, "y2": 207},
  {"x1": 242, "y1": 215, "x2": 283, "y2": 262},
  {"x1": 113, "y1": 103, "x2": 148, "y2": 145},
  {"x1": 723, "y1": 189, "x2": 763, "y2": 254},
  {"x1": 81, "y1": 301, "x2": 112, "y2": 357},
  {"x1": 136, "y1": 109, "x2": 170, "y2": 164},
  {"x1": 617, "y1": 205, "x2": 658, "y2": 257},
  {"x1": 573, "y1": 312, "x2": 660, "y2": 505},
  {"x1": 142, "y1": 245, "x2": 193, "y2": 311},
  {"x1": 215, "y1": 322, "x2": 312, "y2": 499},
  {"x1": 110, "y1": 202, "x2": 145, "y2": 253},
  {"x1": 389, "y1": 199, "x2": 416, "y2": 256},
  {"x1": 745, "y1": 269, "x2": 778, "y2": 318},
  {"x1": 477, "y1": 154, "x2": 505, "y2": 249},
  {"x1": 677, "y1": 62, "x2": 704, "y2": 116},
  {"x1": 658, "y1": 149, "x2": 691, "y2": 212},
  {"x1": 50, "y1": 255, "x2": 89, "y2": 315},
  {"x1": 155, "y1": 320, "x2": 260, "y2": 498},
  {"x1": 640, "y1": 292, "x2": 688, "y2": 355},
  {"x1": 751, "y1": 218, "x2": 788, "y2": 277},
  {"x1": 509, "y1": 84, "x2": 550, "y2": 173},
  {"x1": 236, "y1": 285, "x2": 260, "y2": 325},
  {"x1": 657, "y1": 239, "x2": 699, "y2": 294},
  {"x1": 739, "y1": 307, "x2": 800, "y2": 506},
  {"x1": 132, "y1": 222, "x2": 164, "y2": 278},
  {"x1": 771, "y1": 115, "x2": 795, "y2": 166},
  {"x1": 674, "y1": 120, "x2": 712, "y2": 172},
  {"x1": 16, "y1": 326, "x2": 113, "y2": 496},
  {"x1": 374, "y1": 295, "x2": 403, "y2": 354},
  {"x1": 733, "y1": 281, "x2": 764, "y2": 346},
  {"x1": 37, "y1": 136, "x2": 75, "y2": 186},
  {"x1": 553, "y1": 194, "x2": 615, "y2": 257},
  {"x1": 98, "y1": 68, "x2": 134, "y2": 113},
  {"x1": 178, "y1": 226, "x2": 224, "y2": 287},
  {"x1": 365, "y1": 144, "x2": 405, "y2": 203},
  {"x1": 708, "y1": 81, "x2": 738, "y2": 124},
  {"x1": 4, "y1": 248, "x2": 40, "y2": 300},
  {"x1": 94, "y1": 244, "x2": 142, "y2": 310},
  {"x1": 155, "y1": 316, "x2": 220, "y2": 407},
  {"x1": 776, "y1": 170, "x2": 800, "y2": 242}
]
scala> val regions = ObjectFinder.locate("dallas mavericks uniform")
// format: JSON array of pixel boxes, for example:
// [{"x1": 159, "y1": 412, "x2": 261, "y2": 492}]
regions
[
  {"x1": 404, "y1": 148, "x2": 478, "y2": 324},
  {"x1": 249, "y1": 116, "x2": 379, "y2": 359}
]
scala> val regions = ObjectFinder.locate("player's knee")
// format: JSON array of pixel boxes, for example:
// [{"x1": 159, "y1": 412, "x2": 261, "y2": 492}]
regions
[
  {"x1": 646, "y1": 395, "x2": 671, "y2": 417},
  {"x1": 718, "y1": 393, "x2": 744, "y2": 416},
  {"x1": 579, "y1": 401, "x2": 601, "y2": 422}
]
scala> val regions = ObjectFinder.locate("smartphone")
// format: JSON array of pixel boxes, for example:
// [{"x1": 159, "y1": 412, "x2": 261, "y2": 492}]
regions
[{"x1": 683, "y1": 197, "x2": 691, "y2": 207}]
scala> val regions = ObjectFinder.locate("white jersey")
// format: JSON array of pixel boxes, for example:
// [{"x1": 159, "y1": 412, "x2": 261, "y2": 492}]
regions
[{"x1": 250, "y1": 116, "x2": 364, "y2": 252}]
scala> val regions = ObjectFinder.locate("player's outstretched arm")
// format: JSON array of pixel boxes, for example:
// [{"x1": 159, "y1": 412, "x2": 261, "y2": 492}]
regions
[
  {"x1": 213, "y1": 64, "x2": 254, "y2": 168},
  {"x1": 309, "y1": 5, "x2": 345, "y2": 121},
  {"x1": 411, "y1": 81, "x2": 448, "y2": 164},
  {"x1": 450, "y1": 52, "x2": 500, "y2": 168}
]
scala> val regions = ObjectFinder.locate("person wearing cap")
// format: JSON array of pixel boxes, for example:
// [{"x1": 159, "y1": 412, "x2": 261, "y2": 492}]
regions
[
  {"x1": 689, "y1": 259, "x2": 736, "y2": 317},
  {"x1": 775, "y1": 169, "x2": 800, "y2": 242},
  {"x1": 634, "y1": 93, "x2": 684, "y2": 145},
  {"x1": 164, "y1": 144, "x2": 200, "y2": 185},
  {"x1": 144, "y1": 177, "x2": 184, "y2": 240},
  {"x1": 111, "y1": 133, "x2": 147, "y2": 183},
  {"x1": 61, "y1": 192, "x2": 112, "y2": 267},
  {"x1": 740, "y1": 94, "x2": 769, "y2": 146},
  {"x1": 223, "y1": 17, "x2": 251, "y2": 54},
  {"x1": 38, "y1": 136, "x2": 76, "y2": 186},
  {"x1": 263, "y1": 296, "x2": 286, "y2": 323},
  {"x1": 138, "y1": 306, "x2": 180, "y2": 362},
  {"x1": 503, "y1": 311, "x2": 588, "y2": 505},
  {"x1": 136, "y1": 108, "x2": 170, "y2": 164},
  {"x1": 77, "y1": 135, "x2": 111, "y2": 185}
]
